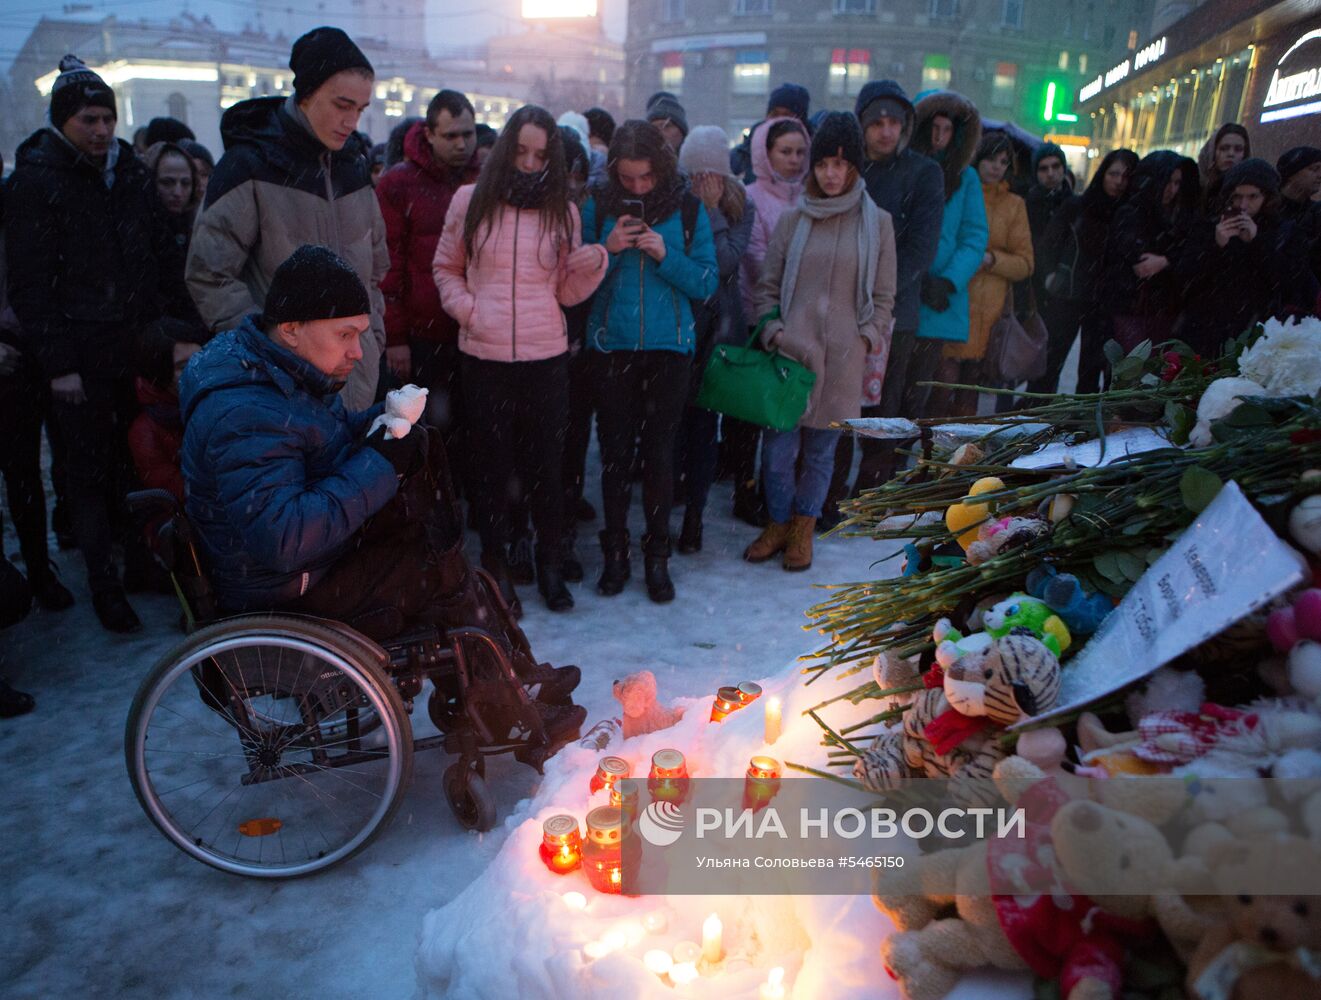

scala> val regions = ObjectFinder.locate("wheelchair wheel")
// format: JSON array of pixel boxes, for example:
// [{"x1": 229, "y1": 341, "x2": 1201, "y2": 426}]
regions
[
  {"x1": 444, "y1": 761, "x2": 496, "y2": 832},
  {"x1": 125, "y1": 615, "x2": 414, "y2": 878}
]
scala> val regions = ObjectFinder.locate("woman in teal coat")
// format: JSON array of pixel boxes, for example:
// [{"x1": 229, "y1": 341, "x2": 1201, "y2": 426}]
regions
[{"x1": 910, "y1": 91, "x2": 989, "y2": 413}]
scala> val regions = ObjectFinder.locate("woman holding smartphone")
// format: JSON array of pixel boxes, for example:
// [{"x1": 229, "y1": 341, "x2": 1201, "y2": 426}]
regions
[
  {"x1": 434, "y1": 105, "x2": 608, "y2": 615},
  {"x1": 581, "y1": 120, "x2": 718, "y2": 603}
]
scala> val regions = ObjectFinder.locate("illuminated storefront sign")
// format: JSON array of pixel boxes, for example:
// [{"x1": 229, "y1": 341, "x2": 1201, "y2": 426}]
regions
[
  {"x1": 1078, "y1": 36, "x2": 1168, "y2": 104},
  {"x1": 1261, "y1": 29, "x2": 1321, "y2": 122}
]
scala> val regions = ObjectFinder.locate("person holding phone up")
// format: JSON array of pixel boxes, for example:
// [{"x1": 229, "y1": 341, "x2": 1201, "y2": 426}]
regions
[{"x1": 580, "y1": 120, "x2": 718, "y2": 604}]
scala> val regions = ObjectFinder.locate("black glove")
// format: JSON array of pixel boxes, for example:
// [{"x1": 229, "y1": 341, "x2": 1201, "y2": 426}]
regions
[
  {"x1": 367, "y1": 424, "x2": 424, "y2": 478},
  {"x1": 921, "y1": 274, "x2": 956, "y2": 313}
]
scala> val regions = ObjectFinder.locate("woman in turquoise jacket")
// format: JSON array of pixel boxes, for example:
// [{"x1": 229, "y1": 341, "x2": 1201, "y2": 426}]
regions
[
  {"x1": 910, "y1": 91, "x2": 989, "y2": 413},
  {"x1": 581, "y1": 119, "x2": 717, "y2": 603}
]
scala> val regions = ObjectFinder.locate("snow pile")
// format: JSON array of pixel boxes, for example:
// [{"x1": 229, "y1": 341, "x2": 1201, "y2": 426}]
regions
[{"x1": 416, "y1": 666, "x2": 901, "y2": 999}]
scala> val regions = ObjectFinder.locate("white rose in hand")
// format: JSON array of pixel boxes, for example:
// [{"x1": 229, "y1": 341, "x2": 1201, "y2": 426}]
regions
[{"x1": 369, "y1": 384, "x2": 429, "y2": 439}]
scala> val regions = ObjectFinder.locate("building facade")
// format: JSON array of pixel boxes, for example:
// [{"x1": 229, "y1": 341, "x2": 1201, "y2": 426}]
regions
[
  {"x1": 1079, "y1": 0, "x2": 1321, "y2": 166},
  {"x1": 5, "y1": 14, "x2": 624, "y2": 165},
  {"x1": 625, "y1": 0, "x2": 1155, "y2": 145}
]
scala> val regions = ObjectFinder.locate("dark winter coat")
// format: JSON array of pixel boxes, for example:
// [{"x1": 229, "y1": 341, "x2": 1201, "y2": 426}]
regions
[
  {"x1": 376, "y1": 121, "x2": 479, "y2": 348},
  {"x1": 1100, "y1": 151, "x2": 1201, "y2": 319},
  {"x1": 178, "y1": 316, "x2": 397, "y2": 611},
  {"x1": 4, "y1": 130, "x2": 168, "y2": 379},
  {"x1": 1037, "y1": 150, "x2": 1139, "y2": 306},
  {"x1": 157, "y1": 208, "x2": 206, "y2": 330},
  {"x1": 1026, "y1": 182, "x2": 1073, "y2": 301},
  {"x1": 1282, "y1": 195, "x2": 1321, "y2": 284},
  {"x1": 695, "y1": 196, "x2": 756, "y2": 357},
  {"x1": 857, "y1": 80, "x2": 946, "y2": 333},
  {"x1": 128, "y1": 377, "x2": 185, "y2": 503},
  {"x1": 185, "y1": 96, "x2": 387, "y2": 411}
]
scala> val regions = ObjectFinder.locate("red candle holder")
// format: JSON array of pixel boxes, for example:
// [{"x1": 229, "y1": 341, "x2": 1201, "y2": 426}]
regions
[
  {"x1": 736, "y1": 681, "x2": 763, "y2": 705},
  {"x1": 743, "y1": 755, "x2": 782, "y2": 812},
  {"x1": 648, "y1": 748, "x2": 690, "y2": 805},
  {"x1": 710, "y1": 685, "x2": 743, "y2": 722},
  {"x1": 538, "y1": 814, "x2": 583, "y2": 875},
  {"x1": 612, "y1": 776, "x2": 641, "y2": 822},
  {"x1": 583, "y1": 806, "x2": 624, "y2": 894},
  {"x1": 589, "y1": 755, "x2": 631, "y2": 796}
]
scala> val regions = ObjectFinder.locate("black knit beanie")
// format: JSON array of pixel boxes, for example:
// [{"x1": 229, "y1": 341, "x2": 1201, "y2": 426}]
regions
[
  {"x1": 767, "y1": 82, "x2": 810, "y2": 121},
  {"x1": 1277, "y1": 146, "x2": 1321, "y2": 184},
  {"x1": 145, "y1": 117, "x2": 194, "y2": 146},
  {"x1": 289, "y1": 27, "x2": 374, "y2": 101},
  {"x1": 1219, "y1": 157, "x2": 1281, "y2": 201},
  {"x1": 645, "y1": 92, "x2": 689, "y2": 138},
  {"x1": 49, "y1": 55, "x2": 115, "y2": 129},
  {"x1": 263, "y1": 245, "x2": 371, "y2": 327},
  {"x1": 810, "y1": 111, "x2": 864, "y2": 172}
]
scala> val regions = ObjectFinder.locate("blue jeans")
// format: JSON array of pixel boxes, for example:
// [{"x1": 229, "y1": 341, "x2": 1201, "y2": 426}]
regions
[{"x1": 761, "y1": 426, "x2": 842, "y2": 524}]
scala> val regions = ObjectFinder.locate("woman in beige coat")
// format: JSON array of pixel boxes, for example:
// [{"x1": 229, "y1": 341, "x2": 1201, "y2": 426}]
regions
[{"x1": 745, "y1": 112, "x2": 897, "y2": 571}]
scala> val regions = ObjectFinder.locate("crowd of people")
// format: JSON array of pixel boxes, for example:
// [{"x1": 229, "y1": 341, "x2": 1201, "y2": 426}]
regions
[{"x1": 3, "y1": 24, "x2": 1321, "y2": 717}]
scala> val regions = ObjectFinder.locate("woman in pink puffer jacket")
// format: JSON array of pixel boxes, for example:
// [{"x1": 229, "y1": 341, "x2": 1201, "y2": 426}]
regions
[{"x1": 434, "y1": 104, "x2": 607, "y2": 614}]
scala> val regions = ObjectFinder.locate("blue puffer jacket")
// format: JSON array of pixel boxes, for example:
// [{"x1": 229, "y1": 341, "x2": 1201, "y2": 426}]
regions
[
  {"x1": 580, "y1": 195, "x2": 719, "y2": 354},
  {"x1": 178, "y1": 316, "x2": 397, "y2": 610},
  {"x1": 918, "y1": 165, "x2": 989, "y2": 342}
]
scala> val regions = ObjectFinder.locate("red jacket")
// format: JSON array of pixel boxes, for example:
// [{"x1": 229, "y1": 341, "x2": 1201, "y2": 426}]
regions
[
  {"x1": 376, "y1": 122, "x2": 479, "y2": 348},
  {"x1": 127, "y1": 377, "x2": 185, "y2": 503}
]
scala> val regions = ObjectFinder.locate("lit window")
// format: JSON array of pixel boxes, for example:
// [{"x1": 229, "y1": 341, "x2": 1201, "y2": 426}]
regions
[
  {"x1": 828, "y1": 48, "x2": 871, "y2": 97},
  {"x1": 922, "y1": 53, "x2": 951, "y2": 91},
  {"x1": 167, "y1": 92, "x2": 187, "y2": 122},
  {"x1": 734, "y1": 0, "x2": 772, "y2": 13},
  {"x1": 660, "y1": 52, "x2": 684, "y2": 95},
  {"x1": 1079, "y1": 53, "x2": 1088, "y2": 75},
  {"x1": 1128, "y1": 29, "x2": 1138, "y2": 49},
  {"x1": 930, "y1": 0, "x2": 959, "y2": 19},
  {"x1": 1001, "y1": 0, "x2": 1023, "y2": 28},
  {"x1": 662, "y1": 0, "x2": 685, "y2": 20},
  {"x1": 733, "y1": 49, "x2": 770, "y2": 94},
  {"x1": 834, "y1": 0, "x2": 876, "y2": 12},
  {"x1": 992, "y1": 62, "x2": 1017, "y2": 108},
  {"x1": 1059, "y1": 51, "x2": 1069, "y2": 70}
]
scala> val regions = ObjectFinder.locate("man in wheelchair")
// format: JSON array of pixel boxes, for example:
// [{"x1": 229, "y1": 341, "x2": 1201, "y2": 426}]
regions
[{"x1": 177, "y1": 245, "x2": 583, "y2": 736}]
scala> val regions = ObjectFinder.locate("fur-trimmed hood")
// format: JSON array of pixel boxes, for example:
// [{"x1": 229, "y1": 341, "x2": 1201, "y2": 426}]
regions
[{"x1": 911, "y1": 90, "x2": 982, "y2": 201}]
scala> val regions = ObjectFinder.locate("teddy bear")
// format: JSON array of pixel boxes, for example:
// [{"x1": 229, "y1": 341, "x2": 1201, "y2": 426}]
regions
[
  {"x1": 966, "y1": 515, "x2": 1051, "y2": 566},
  {"x1": 982, "y1": 593, "x2": 1072, "y2": 657},
  {"x1": 1185, "y1": 836, "x2": 1321, "y2": 1000},
  {"x1": 1265, "y1": 588, "x2": 1321, "y2": 709},
  {"x1": 853, "y1": 633, "x2": 1061, "y2": 805},
  {"x1": 611, "y1": 670, "x2": 683, "y2": 739},
  {"x1": 1026, "y1": 564, "x2": 1113, "y2": 636},
  {"x1": 367, "y1": 384, "x2": 429, "y2": 439},
  {"x1": 876, "y1": 777, "x2": 1203, "y2": 1000}
]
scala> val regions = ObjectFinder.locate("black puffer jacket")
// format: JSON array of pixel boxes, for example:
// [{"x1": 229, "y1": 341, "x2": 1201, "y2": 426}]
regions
[
  {"x1": 1038, "y1": 149, "x2": 1139, "y2": 305},
  {"x1": 4, "y1": 130, "x2": 167, "y2": 379},
  {"x1": 1099, "y1": 150, "x2": 1201, "y2": 318}
]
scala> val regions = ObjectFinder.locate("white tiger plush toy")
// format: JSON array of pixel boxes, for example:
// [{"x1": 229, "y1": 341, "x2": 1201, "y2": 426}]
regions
[{"x1": 853, "y1": 633, "x2": 1061, "y2": 804}]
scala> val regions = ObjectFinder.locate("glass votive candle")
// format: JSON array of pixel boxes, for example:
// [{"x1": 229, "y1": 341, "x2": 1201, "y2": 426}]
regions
[
  {"x1": 647, "y1": 748, "x2": 690, "y2": 805},
  {"x1": 743, "y1": 755, "x2": 782, "y2": 812},
  {"x1": 736, "y1": 681, "x2": 763, "y2": 704},
  {"x1": 710, "y1": 685, "x2": 743, "y2": 722},
  {"x1": 583, "y1": 806, "x2": 624, "y2": 894},
  {"x1": 538, "y1": 814, "x2": 582, "y2": 875},
  {"x1": 589, "y1": 755, "x2": 631, "y2": 797}
]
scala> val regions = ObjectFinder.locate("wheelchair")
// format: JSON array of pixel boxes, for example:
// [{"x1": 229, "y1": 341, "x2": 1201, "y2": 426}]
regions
[{"x1": 123, "y1": 489, "x2": 585, "y2": 879}]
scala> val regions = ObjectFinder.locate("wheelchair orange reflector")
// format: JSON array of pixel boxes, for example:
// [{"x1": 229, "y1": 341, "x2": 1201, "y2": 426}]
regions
[{"x1": 238, "y1": 818, "x2": 283, "y2": 837}]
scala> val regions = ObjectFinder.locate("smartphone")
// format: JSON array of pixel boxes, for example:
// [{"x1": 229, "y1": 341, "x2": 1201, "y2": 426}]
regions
[{"x1": 621, "y1": 199, "x2": 646, "y2": 229}]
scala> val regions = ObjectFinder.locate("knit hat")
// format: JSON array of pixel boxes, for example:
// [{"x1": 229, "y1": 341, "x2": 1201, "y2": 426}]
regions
[
  {"x1": 584, "y1": 107, "x2": 616, "y2": 145},
  {"x1": 179, "y1": 139, "x2": 214, "y2": 169},
  {"x1": 1220, "y1": 157, "x2": 1281, "y2": 200},
  {"x1": 645, "y1": 92, "x2": 689, "y2": 138},
  {"x1": 49, "y1": 55, "x2": 115, "y2": 129},
  {"x1": 679, "y1": 125, "x2": 732, "y2": 177},
  {"x1": 557, "y1": 111, "x2": 591, "y2": 153},
  {"x1": 855, "y1": 80, "x2": 913, "y2": 129},
  {"x1": 767, "y1": 83, "x2": 810, "y2": 121},
  {"x1": 1032, "y1": 141, "x2": 1066, "y2": 173},
  {"x1": 1277, "y1": 146, "x2": 1321, "y2": 184},
  {"x1": 145, "y1": 117, "x2": 194, "y2": 147},
  {"x1": 810, "y1": 111, "x2": 864, "y2": 171},
  {"x1": 263, "y1": 245, "x2": 370, "y2": 326},
  {"x1": 289, "y1": 27, "x2": 374, "y2": 101}
]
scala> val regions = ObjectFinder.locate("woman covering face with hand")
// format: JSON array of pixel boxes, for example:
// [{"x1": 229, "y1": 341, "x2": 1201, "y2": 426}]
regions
[{"x1": 433, "y1": 104, "x2": 607, "y2": 615}]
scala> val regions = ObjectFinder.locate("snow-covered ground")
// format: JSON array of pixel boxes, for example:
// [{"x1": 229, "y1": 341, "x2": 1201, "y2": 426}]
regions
[{"x1": 2, "y1": 467, "x2": 930, "y2": 999}]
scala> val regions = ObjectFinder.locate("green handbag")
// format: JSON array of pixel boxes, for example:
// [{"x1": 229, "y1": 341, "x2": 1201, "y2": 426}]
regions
[{"x1": 695, "y1": 308, "x2": 817, "y2": 432}]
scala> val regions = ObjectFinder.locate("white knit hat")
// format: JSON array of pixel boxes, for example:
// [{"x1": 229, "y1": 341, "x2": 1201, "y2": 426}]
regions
[
  {"x1": 678, "y1": 125, "x2": 732, "y2": 177},
  {"x1": 556, "y1": 111, "x2": 591, "y2": 154}
]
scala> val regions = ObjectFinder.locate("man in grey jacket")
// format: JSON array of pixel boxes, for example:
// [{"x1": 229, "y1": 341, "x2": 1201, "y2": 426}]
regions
[{"x1": 186, "y1": 26, "x2": 387, "y2": 410}]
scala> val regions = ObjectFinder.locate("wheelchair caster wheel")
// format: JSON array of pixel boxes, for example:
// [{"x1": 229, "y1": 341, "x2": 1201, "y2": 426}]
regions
[{"x1": 444, "y1": 761, "x2": 496, "y2": 832}]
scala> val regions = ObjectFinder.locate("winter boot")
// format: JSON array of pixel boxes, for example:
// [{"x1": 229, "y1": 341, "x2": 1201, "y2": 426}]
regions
[
  {"x1": 783, "y1": 515, "x2": 816, "y2": 572},
  {"x1": 574, "y1": 496, "x2": 597, "y2": 522},
  {"x1": 560, "y1": 525, "x2": 584, "y2": 583},
  {"x1": 29, "y1": 561, "x2": 74, "y2": 611},
  {"x1": 480, "y1": 549, "x2": 523, "y2": 620},
  {"x1": 732, "y1": 477, "x2": 768, "y2": 527},
  {"x1": 536, "y1": 549, "x2": 574, "y2": 613},
  {"x1": 597, "y1": 531, "x2": 630, "y2": 596},
  {"x1": 507, "y1": 534, "x2": 535, "y2": 586},
  {"x1": 0, "y1": 678, "x2": 35, "y2": 718},
  {"x1": 677, "y1": 506, "x2": 703, "y2": 555},
  {"x1": 642, "y1": 534, "x2": 675, "y2": 604},
  {"x1": 93, "y1": 586, "x2": 142, "y2": 634},
  {"x1": 743, "y1": 521, "x2": 791, "y2": 563}
]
